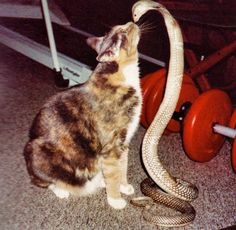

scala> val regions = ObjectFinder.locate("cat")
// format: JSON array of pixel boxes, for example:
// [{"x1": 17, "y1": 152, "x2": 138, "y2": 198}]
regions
[{"x1": 24, "y1": 22, "x2": 142, "y2": 209}]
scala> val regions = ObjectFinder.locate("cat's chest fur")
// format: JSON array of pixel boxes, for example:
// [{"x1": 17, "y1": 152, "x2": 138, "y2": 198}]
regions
[
  {"x1": 121, "y1": 62, "x2": 142, "y2": 143},
  {"x1": 122, "y1": 62, "x2": 141, "y2": 94},
  {"x1": 86, "y1": 60, "x2": 142, "y2": 145}
]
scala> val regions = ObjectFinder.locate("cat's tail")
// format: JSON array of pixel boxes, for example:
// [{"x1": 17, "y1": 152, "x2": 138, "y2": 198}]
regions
[{"x1": 23, "y1": 141, "x2": 53, "y2": 188}]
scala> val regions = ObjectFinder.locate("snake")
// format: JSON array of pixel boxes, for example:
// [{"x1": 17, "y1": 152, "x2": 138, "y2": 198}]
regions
[{"x1": 131, "y1": 0, "x2": 199, "y2": 227}]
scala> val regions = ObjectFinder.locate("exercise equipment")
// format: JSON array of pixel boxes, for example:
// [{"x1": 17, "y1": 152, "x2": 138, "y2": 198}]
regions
[
  {"x1": 141, "y1": 69, "x2": 236, "y2": 169},
  {"x1": 0, "y1": 0, "x2": 92, "y2": 87},
  {"x1": 183, "y1": 89, "x2": 236, "y2": 170},
  {"x1": 184, "y1": 48, "x2": 211, "y2": 92},
  {"x1": 228, "y1": 109, "x2": 236, "y2": 168},
  {"x1": 0, "y1": 1, "x2": 167, "y2": 88},
  {"x1": 176, "y1": 89, "x2": 236, "y2": 171},
  {"x1": 185, "y1": 40, "x2": 236, "y2": 92},
  {"x1": 186, "y1": 40, "x2": 236, "y2": 80},
  {"x1": 141, "y1": 70, "x2": 236, "y2": 170},
  {"x1": 141, "y1": 40, "x2": 236, "y2": 130},
  {"x1": 141, "y1": 69, "x2": 200, "y2": 132}
]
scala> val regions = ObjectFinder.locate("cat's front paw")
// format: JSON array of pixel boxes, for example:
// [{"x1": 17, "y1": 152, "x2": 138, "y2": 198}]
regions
[
  {"x1": 107, "y1": 197, "x2": 127, "y2": 209},
  {"x1": 120, "y1": 184, "x2": 135, "y2": 195}
]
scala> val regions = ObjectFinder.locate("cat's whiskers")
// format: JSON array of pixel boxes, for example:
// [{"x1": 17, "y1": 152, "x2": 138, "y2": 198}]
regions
[
  {"x1": 102, "y1": 22, "x2": 156, "y2": 36},
  {"x1": 138, "y1": 21, "x2": 157, "y2": 34}
]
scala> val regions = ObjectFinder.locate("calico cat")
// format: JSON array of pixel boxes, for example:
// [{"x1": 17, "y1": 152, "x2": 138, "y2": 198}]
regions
[{"x1": 24, "y1": 22, "x2": 141, "y2": 209}]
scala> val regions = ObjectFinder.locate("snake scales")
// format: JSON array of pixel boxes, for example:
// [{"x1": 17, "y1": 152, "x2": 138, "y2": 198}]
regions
[{"x1": 131, "y1": 1, "x2": 198, "y2": 227}]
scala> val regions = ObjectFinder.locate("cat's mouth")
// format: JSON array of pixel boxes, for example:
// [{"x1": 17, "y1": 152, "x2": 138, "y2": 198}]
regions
[
  {"x1": 122, "y1": 22, "x2": 140, "y2": 46},
  {"x1": 124, "y1": 22, "x2": 140, "y2": 36}
]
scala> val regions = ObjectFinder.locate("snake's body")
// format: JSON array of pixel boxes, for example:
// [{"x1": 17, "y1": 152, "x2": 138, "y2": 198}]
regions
[{"x1": 131, "y1": 0, "x2": 198, "y2": 226}]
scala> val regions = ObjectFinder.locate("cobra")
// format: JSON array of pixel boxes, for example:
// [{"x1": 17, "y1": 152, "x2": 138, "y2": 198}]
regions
[{"x1": 131, "y1": 0, "x2": 198, "y2": 226}]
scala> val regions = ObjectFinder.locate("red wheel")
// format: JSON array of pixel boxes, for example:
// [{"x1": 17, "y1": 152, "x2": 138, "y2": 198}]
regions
[
  {"x1": 140, "y1": 69, "x2": 166, "y2": 128},
  {"x1": 229, "y1": 109, "x2": 236, "y2": 130},
  {"x1": 183, "y1": 89, "x2": 232, "y2": 162},
  {"x1": 166, "y1": 74, "x2": 200, "y2": 133},
  {"x1": 229, "y1": 110, "x2": 236, "y2": 172}
]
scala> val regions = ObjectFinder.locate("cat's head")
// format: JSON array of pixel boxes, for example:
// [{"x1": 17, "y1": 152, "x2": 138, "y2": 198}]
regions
[{"x1": 87, "y1": 22, "x2": 140, "y2": 63}]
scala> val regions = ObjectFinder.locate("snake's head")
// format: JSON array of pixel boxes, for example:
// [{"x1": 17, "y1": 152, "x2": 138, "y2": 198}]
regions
[{"x1": 132, "y1": 0, "x2": 160, "y2": 22}]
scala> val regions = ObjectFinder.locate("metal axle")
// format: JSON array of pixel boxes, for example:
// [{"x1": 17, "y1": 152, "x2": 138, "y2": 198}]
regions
[{"x1": 213, "y1": 124, "x2": 236, "y2": 139}]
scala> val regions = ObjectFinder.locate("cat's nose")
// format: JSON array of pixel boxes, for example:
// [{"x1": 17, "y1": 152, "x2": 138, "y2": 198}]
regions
[
  {"x1": 127, "y1": 22, "x2": 139, "y2": 33},
  {"x1": 125, "y1": 22, "x2": 135, "y2": 29},
  {"x1": 127, "y1": 22, "x2": 134, "y2": 26}
]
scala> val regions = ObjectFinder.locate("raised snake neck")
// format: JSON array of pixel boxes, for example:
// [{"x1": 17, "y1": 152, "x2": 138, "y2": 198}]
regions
[{"x1": 131, "y1": 1, "x2": 198, "y2": 227}]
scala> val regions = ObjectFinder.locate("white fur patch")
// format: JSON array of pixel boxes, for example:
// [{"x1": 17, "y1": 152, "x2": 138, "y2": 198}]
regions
[
  {"x1": 123, "y1": 61, "x2": 140, "y2": 92},
  {"x1": 49, "y1": 184, "x2": 70, "y2": 199},
  {"x1": 107, "y1": 197, "x2": 127, "y2": 209},
  {"x1": 120, "y1": 184, "x2": 135, "y2": 195},
  {"x1": 82, "y1": 171, "x2": 105, "y2": 195},
  {"x1": 125, "y1": 102, "x2": 142, "y2": 143},
  {"x1": 49, "y1": 172, "x2": 105, "y2": 198},
  {"x1": 122, "y1": 61, "x2": 142, "y2": 144}
]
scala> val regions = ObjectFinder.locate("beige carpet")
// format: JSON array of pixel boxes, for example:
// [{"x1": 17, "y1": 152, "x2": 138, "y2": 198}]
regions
[{"x1": 0, "y1": 43, "x2": 236, "y2": 230}]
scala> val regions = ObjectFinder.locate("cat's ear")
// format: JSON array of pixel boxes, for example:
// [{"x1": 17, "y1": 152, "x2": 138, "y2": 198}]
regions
[
  {"x1": 87, "y1": 34, "x2": 123, "y2": 62},
  {"x1": 96, "y1": 34, "x2": 122, "y2": 62},
  {"x1": 86, "y1": 36, "x2": 104, "y2": 53}
]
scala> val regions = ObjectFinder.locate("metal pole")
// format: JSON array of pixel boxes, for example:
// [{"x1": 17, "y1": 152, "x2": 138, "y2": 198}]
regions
[
  {"x1": 41, "y1": 0, "x2": 60, "y2": 72},
  {"x1": 213, "y1": 124, "x2": 236, "y2": 139}
]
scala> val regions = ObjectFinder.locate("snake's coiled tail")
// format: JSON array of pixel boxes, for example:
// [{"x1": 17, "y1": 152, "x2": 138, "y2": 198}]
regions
[
  {"x1": 132, "y1": 0, "x2": 198, "y2": 226},
  {"x1": 140, "y1": 178, "x2": 196, "y2": 227}
]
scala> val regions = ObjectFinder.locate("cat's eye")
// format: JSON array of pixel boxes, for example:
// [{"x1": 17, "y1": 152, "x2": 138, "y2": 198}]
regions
[{"x1": 120, "y1": 30, "x2": 127, "y2": 34}]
